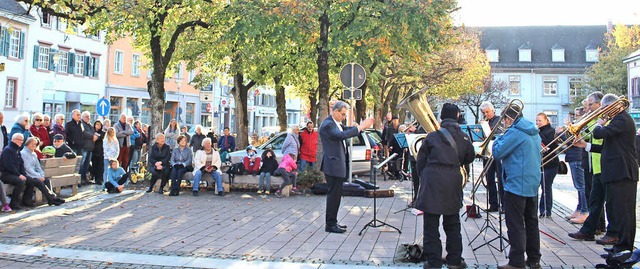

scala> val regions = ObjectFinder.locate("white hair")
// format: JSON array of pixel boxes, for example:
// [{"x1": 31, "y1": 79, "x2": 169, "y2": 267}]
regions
[
  {"x1": 54, "y1": 113, "x2": 65, "y2": 122},
  {"x1": 81, "y1": 111, "x2": 91, "y2": 118},
  {"x1": 32, "y1": 112, "x2": 44, "y2": 123},
  {"x1": 154, "y1": 133, "x2": 165, "y2": 139},
  {"x1": 11, "y1": 133, "x2": 23, "y2": 141},
  {"x1": 601, "y1": 94, "x2": 619, "y2": 107},
  {"x1": 202, "y1": 137, "x2": 212, "y2": 147},
  {"x1": 479, "y1": 101, "x2": 494, "y2": 112},
  {"x1": 15, "y1": 114, "x2": 29, "y2": 125}
]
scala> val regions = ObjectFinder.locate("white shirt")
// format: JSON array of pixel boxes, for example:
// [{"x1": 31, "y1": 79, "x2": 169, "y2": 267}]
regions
[{"x1": 333, "y1": 118, "x2": 347, "y2": 151}]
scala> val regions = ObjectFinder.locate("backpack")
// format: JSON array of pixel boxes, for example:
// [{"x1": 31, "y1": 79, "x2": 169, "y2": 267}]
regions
[
  {"x1": 226, "y1": 162, "x2": 245, "y2": 175},
  {"x1": 394, "y1": 243, "x2": 423, "y2": 263}
]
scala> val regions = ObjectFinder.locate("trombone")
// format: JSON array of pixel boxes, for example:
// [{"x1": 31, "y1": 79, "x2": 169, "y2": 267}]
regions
[
  {"x1": 540, "y1": 96, "x2": 630, "y2": 166},
  {"x1": 471, "y1": 99, "x2": 524, "y2": 197}
]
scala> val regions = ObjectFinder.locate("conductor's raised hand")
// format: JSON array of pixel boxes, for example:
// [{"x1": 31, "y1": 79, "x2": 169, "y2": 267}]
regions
[{"x1": 358, "y1": 118, "x2": 375, "y2": 131}]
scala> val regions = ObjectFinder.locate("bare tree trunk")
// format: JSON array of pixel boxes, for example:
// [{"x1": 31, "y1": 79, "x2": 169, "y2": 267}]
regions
[
  {"x1": 355, "y1": 79, "x2": 367, "y2": 122},
  {"x1": 309, "y1": 88, "x2": 318, "y2": 124},
  {"x1": 274, "y1": 74, "x2": 287, "y2": 132},
  {"x1": 373, "y1": 102, "x2": 381, "y2": 129},
  {"x1": 315, "y1": 9, "x2": 331, "y2": 172},
  {"x1": 148, "y1": 26, "x2": 167, "y2": 139},
  {"x1": 232, "y1": 73, "x2": 250, "y2": 151}
]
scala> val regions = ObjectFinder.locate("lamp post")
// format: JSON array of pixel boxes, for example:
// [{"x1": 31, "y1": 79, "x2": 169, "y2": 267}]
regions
[
  {"x1": 175, "y1": 76, "x2": 183, "y2": 125},
  {"x1": 49, "y1": 46, "x2": 66, "y2": 116}
]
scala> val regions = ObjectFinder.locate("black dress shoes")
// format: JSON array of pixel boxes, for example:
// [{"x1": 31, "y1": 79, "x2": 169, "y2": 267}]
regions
[
  {"x1": 568, "y1": 231, "x2": 595, "y2": 241},
  {"x1": 596, "y1": 235, "x2": 619, "y2": 245},
  {"x1": 22, "y1": 202, "x2": 36, "y2": 208},
  {"x1": 325, "y1": 225, "x2": 346, "y2": 233},
  {"x1": 145, "y1": 188, "x2": 152, "y2": 193},
  {"x1": 338, "y1": 224, "x2": 347, "y2": 229}
]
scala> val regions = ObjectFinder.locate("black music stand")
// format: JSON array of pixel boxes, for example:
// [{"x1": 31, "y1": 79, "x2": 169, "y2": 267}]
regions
[{"x1": 359, "y1": 153, "x2": 402, "y2": 236}]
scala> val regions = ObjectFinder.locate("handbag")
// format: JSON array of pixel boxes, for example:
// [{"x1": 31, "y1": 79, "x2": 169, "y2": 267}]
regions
[
  {"x1": 185, "y1": 165, "x2": 194, "y2": 172},
  {"x1": 394, "y1": 243, "x2": 423, "y2": 263},
  {"x1": 557, "y1": 161, "x2": 568, "y2": 175}
]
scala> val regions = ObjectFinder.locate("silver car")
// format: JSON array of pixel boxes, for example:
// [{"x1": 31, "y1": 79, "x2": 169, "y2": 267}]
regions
[{"x1": 228, "y1": 129, "x2": 383, "y2": 175}]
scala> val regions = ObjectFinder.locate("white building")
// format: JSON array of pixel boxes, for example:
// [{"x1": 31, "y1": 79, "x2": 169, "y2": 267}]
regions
[{"x1": 623, "y1": 48, "x2": 640, "y2": 127}]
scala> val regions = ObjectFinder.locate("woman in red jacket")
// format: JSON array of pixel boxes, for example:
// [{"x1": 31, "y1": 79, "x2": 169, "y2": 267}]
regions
[
  {"x1": 29, "y1": 113, "x2": 51, "y2": 149},
  {"x1": 298, "y1": 121, "x2": 318, "y2": 172}
]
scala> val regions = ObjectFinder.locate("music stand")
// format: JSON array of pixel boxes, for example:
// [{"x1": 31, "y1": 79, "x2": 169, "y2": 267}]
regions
[{"x1": 359, "y1": 153, "x2": 402, "y2": 236}]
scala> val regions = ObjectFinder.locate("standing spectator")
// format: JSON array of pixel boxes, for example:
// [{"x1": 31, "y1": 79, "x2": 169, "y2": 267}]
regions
[
  {"x1": 129, "y1": 120, "x2": 145, "y2": 174},
  {"x1": 319, "y1": 102, "x2": 374, "y2": 233},
  {"x1": 114, "y1": 114, "x2": 133, "y2": 171},
  {"x1": 29, "y1": 113, "x2": 50, "y2": 149},
  {"x1": 492, "y1": 105, "x2": 542, "y2": 269},
  {"x1": 415, "y1": 104, "x2": 475, "y2": 269},
  {"x1": 558, "y1": 116, "x2": 588, "y2": 224},
  {"x1": 636, "y1": 128, "x2": 640, "y2": 166},
  {"x1": 384, "y1": 116, "x2": 400, "y2": 178},
  {"x1": 189, "y1": 125, "x2": 206, "y2": 153},
  {"x1": 105, "y1": 159, "x2": 129, "y2": 193},
  {"x1": 65, "y1": 109, "x2": 84, "y2": 155},
  {"x1": 0, "y1": 133, "x2": 27, "y2": 210},
  {"x1": 536, "y1": 112, "x2": 559, "y2": 218},
  {"x1": 181, "y1": 126, "x2": 191, "y2": 145},
  {"x1": 78, "y1": 111, "x2": 96, "y2": 185},
  {"x1": 273, "y1": 153, "x2": 298, "y2": 198},
  {"x1": 164, "y1": 119, "x2": 180, "y2": 148},
  {"x1": 20, "y1": 137, "x2": 65, "y2": 206},
  {"x1": 299, "y1": 121, "x2": 318, "y2": 172},
  {"x1": 0, "y1": 112, "x2": 8, "y2": 154},
  {"x1": 192, "y1": 138, "x2": 223, "y2": 196},
  {"x1": 147, "y1": 133, "x2": 171, "y2": 194},
  {"x1": 168, "y1": 135, "x2": 193, "y2": 196},
  {"x1": 206, "y1": 128, "x2": 218, "y2": 149},
  {"x1": 257, "y1": 149, "x2": 277, "y2": 194},
  {"x1": 381, "y1": 112, "x2": 393, "y2": 149},
  {"x1": 243, "y1": 146, "x2": 261, "y2": 176},
  {"x1": 102, "y1": 128, "x2": 120, "y2": 186},
  {"x1": 43, "y1": 114, "x2": 52, "y2": 134},
  {"x1": 9, "y1": 114, "x2": 31, "y2": 149},
  {"x1": 91, "y1": 121, "x2": 105, "y2": 185},
  {"x1": 103, "y1": 119, "x2": 111, "y2": 132},
  {"x1": 281, "y1": 125, "x2": 300, "y2": 158},
  {"x1": 217, "y1": 127, "x2": 235, "y2": 164},
  {"x1": 51, "y1": 113, "x2": 66, "y2": 141}
]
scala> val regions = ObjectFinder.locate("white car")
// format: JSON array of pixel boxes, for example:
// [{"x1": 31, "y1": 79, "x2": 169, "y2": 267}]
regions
[{"x1": 228, "y1": 129, "x2": 383, "y2": 175}]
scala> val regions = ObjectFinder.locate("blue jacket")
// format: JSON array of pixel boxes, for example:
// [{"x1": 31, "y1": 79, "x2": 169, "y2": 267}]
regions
[
  {"x1": 106, "y1": 167, "x2": 126, "y2": 188},
  {"x1": 217, "y1": 135, "x2": 236, "y2": 152},
  {"x1": 492, "y1": 117, "x2": 541, "y2": 197},
  {"x1": 0, "y1": 142, "x2": 26, "y2": 177},
  {"x1": 319, "y1": 116, "x2": 360, "y2": 179},
  {"x1": 129, "y1": 128, "x2": 140, "y2": 147},
  {"x1": 8, "y1": 123, "x2": 30, "y2": 148}
]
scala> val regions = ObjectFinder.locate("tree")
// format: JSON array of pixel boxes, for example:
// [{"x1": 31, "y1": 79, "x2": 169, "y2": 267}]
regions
[
  {"x1": 18, "y1": 0, "x2": 225, "y2": 138},
  {"x1": 586, "y1": 25, "x2": 640, "y2": 97},
  {"x1": 459, "y1": 78, "x2": 508, "y2": 123}
]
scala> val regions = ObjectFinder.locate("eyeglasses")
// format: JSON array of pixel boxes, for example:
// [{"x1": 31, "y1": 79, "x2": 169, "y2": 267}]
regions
[
  {"x1": 35, "y1": 119, "x2": 43, "y2": 122},
  {"x1": 588, "y1": 102, "x2": 598, "y2": 106}
]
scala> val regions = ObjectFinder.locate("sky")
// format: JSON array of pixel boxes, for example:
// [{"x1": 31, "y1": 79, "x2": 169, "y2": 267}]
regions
[{"x1": 454, "y1": 0, "x2": 640, "y2": 27}]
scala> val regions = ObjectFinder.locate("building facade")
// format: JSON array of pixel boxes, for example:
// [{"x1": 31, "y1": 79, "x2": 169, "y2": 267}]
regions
[
  {"x1": 474, "y1": 25, "x2": 608, "y2": 126},
  {"x1": 623, "y1": 48, "x2": 640, "y2": 128}
]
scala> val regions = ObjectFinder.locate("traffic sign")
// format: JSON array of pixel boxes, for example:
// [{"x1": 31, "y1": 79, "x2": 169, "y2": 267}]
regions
[
  {"x1": 221, "y1": 99, "x2": 227, "y2": 106},
  {"x1": 96, "y1": 97, "x2": 111, "y2": 117},
  {"x1": 340, "y1": 63, "x2": 366, "y2": 89},
  {"x1": 200, "y1": 91, "x2": 213, "y2": 102}
]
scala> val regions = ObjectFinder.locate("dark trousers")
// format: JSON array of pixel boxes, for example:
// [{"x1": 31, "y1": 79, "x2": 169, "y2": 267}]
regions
[
  {"x1": 105, "y1": 173, "x2": 130, "y2": 193},
  {"x1": 410, "y1": 160, "x2": 419, "y2": 203},
  {"x1": 91, "y1": 151, "x2": 104, "y2": 184},
  {"x1": 1, "y1": 174, "x2": 25, "y2": 206},
  {"x1": 24, "y1": 177, "x2": 57, "y2": 204},
  {"x1": 276, "y1": 168, "x2": 296, "y2": 190},
  {"x1": 608, "y1": 180, "x2": 637, "y2": 252},
  {"x1": 170, "y1": 166, "x2": 188, "y2": 191},
  {"x1": 485, "y1": 158, "x2": 503, "y2": 208},
  {"x1": 584, "y1": 170, "x2": 606, "y2": 231},
  {"x1": 580, "y1": 174, "x2": 616, "y2": 236},
  {"x1": 504, "y1": 192, "x2": 541, "y2": 268},
  {"x1": 423, "y1": 213, "x2": 462, "y2": 267},
  {"x1": 149, "y1": 167, "x2": 170, "y2": 191},
  {"x1": 539, "y1": 165, "x2": 557, "y2": 216},
  {"x1": 118, "y1": 146, "x2": 131, "y2": 171},
  {"x1": 324, "y1": 175, "x2": 344, "y2": 227}
]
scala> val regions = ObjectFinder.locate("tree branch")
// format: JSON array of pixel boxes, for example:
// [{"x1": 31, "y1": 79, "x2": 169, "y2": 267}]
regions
[{"x1": 163, "y1": 20, "x2": 211, "y2": 65}]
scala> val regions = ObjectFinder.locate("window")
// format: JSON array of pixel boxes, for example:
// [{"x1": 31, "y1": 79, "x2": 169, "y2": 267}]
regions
[
  {"x1": 57, "y1": 51, "x2": 68, "y2": 73},
  {"x1": 543, "y1": 110, "x2": 558, "y2": 126},
  {"x1": 38, "y1": 46, "x2": 50, "y2": 70},
  {"x1": 486, "y1": 49, "x2": 499, "y2": 62},
  {"x1": 543, "y1": 77, "x2": 558, "y2": 96},
  {"x1": 131, "y1": 54, "x2": 141, "y2": 76},
  {"x1": 88, "y1": 56, "x2": 99, "y2": 77},
  {"x1": 175, "y1": 63, "x2": 183, "y2": 79},
  {"x1": 509, "y1": 76, "x2": 520, "y2": 95},
  {"x1": 188, "y1": 70, "x2": 196, "y2": 83},
  {"x1": 147, "y1": 68, "x2": 153, "y2": 78},
  {"x1": 519, "y1": 49, "x2": 531, "y2": 62},
  {"x1": 9, "y1": 30, "x2": 20, "y2": 58},
  {"x1": 5, "y1": 79, "x2": 16, "y2": 108},
  {"x1": 186, "y1": 103, "x2": 195, "y2": 124},
  {"x1": 569, "y1": 77, "x2": 584, "y2": 103},
  {"x1": 114, "y1": 50, "x2": 123, "y2": 74},
  {"x1": 41, "y1": 12, "x2": 51, "y2": 28},
  {"x1": 75, "y1": 54, "x2": 85, "y2": 75},
  {"x1": 552, "y1": 48, "x2": 565, "y2": 62},
  {"x1": 109, "y1": 96, "x2": 122, "y2": 122},
  {"x1": 586, "y1": 49, "x2": 599, "y2": 62},
  {"x1": 56, "y1": 18, "x2": 66, "y2": 31}
]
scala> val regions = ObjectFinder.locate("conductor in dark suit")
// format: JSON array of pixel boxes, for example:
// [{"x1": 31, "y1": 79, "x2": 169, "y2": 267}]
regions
[
  {"x1": 575, "y1": 94, "x2": 638, "y2": 253},
  {"x1": 320, "y1": 101, "x2": 374, "y2": 233}
]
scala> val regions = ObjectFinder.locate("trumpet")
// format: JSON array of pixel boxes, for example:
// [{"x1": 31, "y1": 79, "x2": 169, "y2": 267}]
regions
[
  {"x1": 541, "y1": 96, "x2": 630, "y2": 166},
  {"x1": 471, "y1": 99, "x2": 524, "y2": 197}
]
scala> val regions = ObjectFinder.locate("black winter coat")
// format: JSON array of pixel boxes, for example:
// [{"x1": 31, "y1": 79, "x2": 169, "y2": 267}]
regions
[
  {"x1": 259, "y1": 150, "x2": 279, "y2": 174},
  {"x1": 539, "y1": 124, "x2": 559, "y2": 168},
  {"x1": 190, "y1": 133, "x2": 206, "y2": 152},
  {"x1": 65, "y1": 120, "x2": 84, "y2": 152},
  {"x1": 81, "y1": 121, "x2": 95, "y2": 151},
  {"x1": 0, "y1": 142, "x2": 25, "y2": 177},
  {"x1": 414, "y1": 119, "x2": 475, "y2": 215},
  {"x1": 148, "y1": 143, "x2": 171, "y2": 171}
]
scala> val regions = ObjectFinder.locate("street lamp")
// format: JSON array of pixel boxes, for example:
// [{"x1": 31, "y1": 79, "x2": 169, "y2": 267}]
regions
[
  {"x1": 175, "y1": 76, "x2": 183, "y2": 124},
  {"x1": 49, "y1": 45, "x2": 66, "y2": 116}
]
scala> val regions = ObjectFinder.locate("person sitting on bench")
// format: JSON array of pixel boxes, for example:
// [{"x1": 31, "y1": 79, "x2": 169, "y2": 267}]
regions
[
  {"x1": 274, "y1": 153, "x2": 298, "y2": 198},
  {"x1": 192, "y1": 137, "x2": 223, "y2": 196},
  {"x1": 20, "y1": 137, "x2": 65, "y2": 206}
]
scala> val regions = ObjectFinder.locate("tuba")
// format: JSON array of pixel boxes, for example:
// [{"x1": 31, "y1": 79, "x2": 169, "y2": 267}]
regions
[{"x1": 396, "y1": 88, "x2": 467, "y2": 187}]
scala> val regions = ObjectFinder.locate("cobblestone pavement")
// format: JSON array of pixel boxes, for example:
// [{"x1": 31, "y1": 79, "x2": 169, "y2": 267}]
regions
[{"x1": 0, "y1": 160, "x2": 636, "y2": 268}]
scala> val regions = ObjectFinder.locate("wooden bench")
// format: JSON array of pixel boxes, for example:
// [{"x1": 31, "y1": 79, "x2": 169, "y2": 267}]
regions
[{"x1": 4, "y1": 156, "x2": 82, "y2": 204}]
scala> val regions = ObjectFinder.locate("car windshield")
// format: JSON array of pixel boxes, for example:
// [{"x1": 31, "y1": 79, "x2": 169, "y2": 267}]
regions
[{"x1": 259, "y1": 133, "x2": 286, "y2": 150}]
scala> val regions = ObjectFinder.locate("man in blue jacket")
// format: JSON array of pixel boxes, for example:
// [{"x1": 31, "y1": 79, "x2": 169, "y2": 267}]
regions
[
  {"x1": 217, "y1": 127, "x2": 235, "y2": 164},
  {"x1": 319, "y1": 101, "x2": 373, "y2": 233},
  {"x1": 492, "y1": 105, "x2": 542, "y2": 269}
]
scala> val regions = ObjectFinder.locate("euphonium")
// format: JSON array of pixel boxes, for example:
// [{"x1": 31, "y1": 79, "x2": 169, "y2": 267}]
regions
[{"x1": 396, "y1": 88, "x2": 467, "y2": 187}]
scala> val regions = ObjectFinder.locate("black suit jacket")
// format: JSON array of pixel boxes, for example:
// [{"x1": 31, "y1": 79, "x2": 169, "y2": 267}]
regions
[
  {"x1": 590, "y1": 111, "x2": 639, "y2": 183},
  {"x1": 0, "y1": 125, "x2": 7, "y2": 148}
]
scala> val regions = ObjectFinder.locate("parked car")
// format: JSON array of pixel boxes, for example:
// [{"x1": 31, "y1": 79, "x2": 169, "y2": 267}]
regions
[{"x1": 228, "y1": 128, "x2": 383, "y2": 175}]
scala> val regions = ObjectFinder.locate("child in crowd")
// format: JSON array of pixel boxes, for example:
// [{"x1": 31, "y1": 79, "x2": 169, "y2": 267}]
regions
[
  {"x1": 274, "y1": 153, "x2": 297, "y2": 198},
  {"x1": 257, "y1": 149, "x2": 278, "y2": 194},
  {"x1": 105, "y1": 159, "x2": 130, "y2": 193},
  {"x1": 243, "y1": 146, "x2": 261, "y2": 176}
]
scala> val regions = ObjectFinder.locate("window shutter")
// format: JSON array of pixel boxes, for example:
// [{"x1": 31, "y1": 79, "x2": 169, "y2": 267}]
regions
[
  {"x1": 32, "y1": 45, "x2": 39, "y2": 69},
  {"x1": 49, "y1": 48, "x2": 57, "y2": 71},
  {"x1": 68, "y1": 52, "x2": 75, "y2": 74},
  {"x1": 0, "y1": 27, "x2": 4, "y2": 56},
  {"x1": 84, "y1": 55, "x2": 90, "y2": 76},
  {"x1": 19, "y1": 31, "x2": 25, "y2": 59},
  {"x1": 1, "y1": 28, "x2": 9, "y2": 56},
  {"x1": 93, "y1": 57, "x2": 99, "y2": 77}
]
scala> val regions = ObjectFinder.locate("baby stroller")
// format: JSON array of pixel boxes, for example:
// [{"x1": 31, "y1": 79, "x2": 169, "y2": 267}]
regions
[{"x1": 130, "y1": 151, "x2": 149, "y2": 184}]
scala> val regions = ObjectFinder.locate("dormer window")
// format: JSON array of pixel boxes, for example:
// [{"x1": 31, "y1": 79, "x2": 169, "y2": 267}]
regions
[
  {"x1": 552, "y1": 43, "x2": 565, "y2": 62},
  {"x1": 586, "y1": 43, "x2": 599, "y2": 62},
  {"x1": 485, "y1": 44, "x2": 499, "y2": 62},
  {"x1": 518, "y1": 43, "x2": 532, "y2": 62}
]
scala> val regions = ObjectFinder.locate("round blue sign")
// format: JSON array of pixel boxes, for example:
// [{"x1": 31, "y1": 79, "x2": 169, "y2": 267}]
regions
[{"x1": 96, "y1": 98, "x2": 111, "y2": 117}]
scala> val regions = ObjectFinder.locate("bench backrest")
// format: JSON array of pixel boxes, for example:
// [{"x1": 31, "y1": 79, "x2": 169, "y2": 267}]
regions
[{"x1": 40, "y1": 156, "x2": 83, "y2": 177}]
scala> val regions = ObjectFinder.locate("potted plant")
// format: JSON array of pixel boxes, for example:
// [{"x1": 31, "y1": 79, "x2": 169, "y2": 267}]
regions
[{"x1": 296, "y1": 169, "x2": 325, "y2": 193}]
